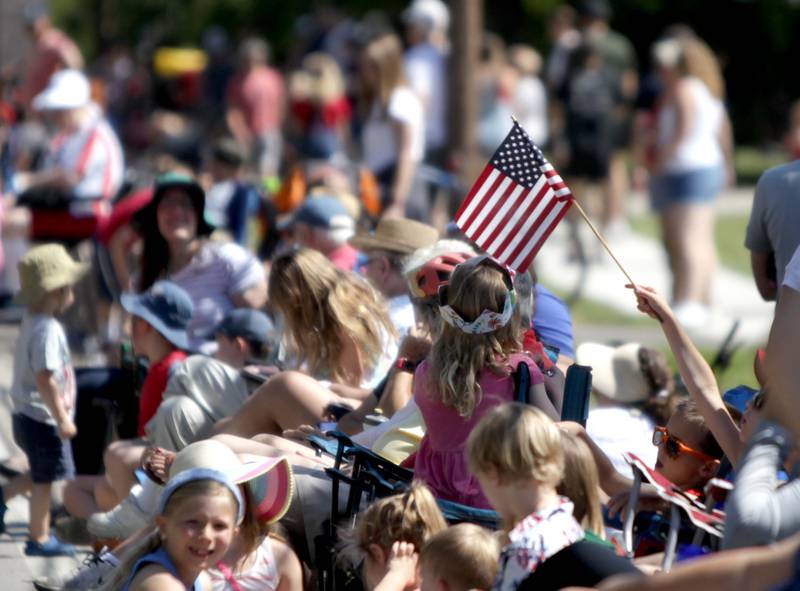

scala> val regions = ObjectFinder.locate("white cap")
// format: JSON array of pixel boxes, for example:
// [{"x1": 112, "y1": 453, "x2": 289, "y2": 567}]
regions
[
  {"x1": 32, "y1": 69, "x2": 90, "y2": 111},
  {"x1": 404, "y1": 0, "x2": 450, "y2": 33}
]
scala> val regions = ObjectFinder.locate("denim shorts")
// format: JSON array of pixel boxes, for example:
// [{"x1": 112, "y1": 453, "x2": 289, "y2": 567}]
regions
[
  {"x1": 12, "y1": 413, "x2": 75, "y2": 483},
  {"x1": 649, "y1": 165, "x2": 724, "y2": 212}
]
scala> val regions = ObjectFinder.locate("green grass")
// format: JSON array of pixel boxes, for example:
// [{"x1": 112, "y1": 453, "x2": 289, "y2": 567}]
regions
[
  {"x1": 664, "y1": 345, "x2": 759, "y2": 394},
  {"x1": 630, "y1": 213, "x2": 751, "y2": 276},
  {"x1": 734, "y1": 147, "x2": 786, "y2": 185},
  {"x1": 550, "y1": 287, "x2": 647, "y2": 325}
]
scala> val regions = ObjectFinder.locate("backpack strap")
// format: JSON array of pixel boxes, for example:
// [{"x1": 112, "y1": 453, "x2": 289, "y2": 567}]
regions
[{"x1": 513, "y1": 360, "x2": 531, "y2": 404}]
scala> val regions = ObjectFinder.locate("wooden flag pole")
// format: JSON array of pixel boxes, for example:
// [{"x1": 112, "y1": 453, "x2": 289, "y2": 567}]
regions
[{"x1": 570, "y1": 198, "x2": 636, "y2": 286}]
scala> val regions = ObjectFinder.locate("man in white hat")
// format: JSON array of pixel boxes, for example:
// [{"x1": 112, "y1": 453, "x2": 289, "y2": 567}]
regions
[{"x1": 2, "y1": 69, "x2": 124, "y2": 294}]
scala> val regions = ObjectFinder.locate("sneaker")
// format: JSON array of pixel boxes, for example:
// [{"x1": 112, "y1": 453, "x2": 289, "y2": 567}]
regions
[
  {"x1": 87, "y1": 496, "x2": 149, "y2": 539},
  {"x1": 24, "y1": 535, "x2": 76, "y2": 557},
  {"x1": 33, "y1": 548, "x2": 118, "y2": 590}
]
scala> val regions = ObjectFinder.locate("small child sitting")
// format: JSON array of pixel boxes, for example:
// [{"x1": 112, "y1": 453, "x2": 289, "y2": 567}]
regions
[
  {"x1": 2, "y1": 244, "x2": 88, "y2": 556},
  {"x1": 92, "y1": 281, "x2": 192, "y2": 515},
  {"x1": 420, "y1": 523, "x2": 500, "y2": 591},
  {"x1": 353, "y1": 481, "x2": 447, "y2": 591},
  {"x1": 467, "y1": 402, "x2": 584, "y2": 591}
]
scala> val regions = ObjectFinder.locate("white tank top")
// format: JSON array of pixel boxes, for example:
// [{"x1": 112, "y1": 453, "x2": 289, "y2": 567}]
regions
[
  {"x1": 657, "y1": 77, "x2": 724, "y2": 173},
  {"x1": 209, "y1": 538, "x2": 281, "y2": 591}
]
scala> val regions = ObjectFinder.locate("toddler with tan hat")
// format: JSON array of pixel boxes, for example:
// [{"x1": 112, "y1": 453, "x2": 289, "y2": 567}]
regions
[{"x1": 4, "y1": 243, "x2": 88, "y2": 556}]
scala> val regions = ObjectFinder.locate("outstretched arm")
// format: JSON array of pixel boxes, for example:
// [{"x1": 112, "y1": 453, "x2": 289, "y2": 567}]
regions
[{"x1": 628, "y1": 285, "x2": 742, "y2": 464}]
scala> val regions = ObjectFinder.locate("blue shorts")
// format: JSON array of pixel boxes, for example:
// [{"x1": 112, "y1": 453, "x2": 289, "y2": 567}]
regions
[
  {"x1": 12, "y1": 413, "x2": 75, "y2": 484},
  {"x1": 649, "y1": 165, "x2": 724, "y2": 212}
]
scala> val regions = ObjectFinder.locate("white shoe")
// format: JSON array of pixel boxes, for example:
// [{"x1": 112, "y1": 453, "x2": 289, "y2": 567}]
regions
[{"x1": 87, "y1": 496, "x2": 150, "y2": 539}]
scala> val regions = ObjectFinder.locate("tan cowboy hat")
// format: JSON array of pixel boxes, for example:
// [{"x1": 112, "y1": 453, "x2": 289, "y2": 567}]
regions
[
  {"x1": 576, "y1": 342, "x2": 650, "y2": 404},
  {"x1": 15, "y1": 244, "x2": 89, "y2": 305},
  {"x1": 349, "y1": 217, "x2": 439, "y2": 255}
]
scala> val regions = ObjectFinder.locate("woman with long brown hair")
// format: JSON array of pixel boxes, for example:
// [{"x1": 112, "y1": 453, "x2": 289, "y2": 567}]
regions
[{"x1": 358, "y1": 33, "x2": 426, "y2": 220}]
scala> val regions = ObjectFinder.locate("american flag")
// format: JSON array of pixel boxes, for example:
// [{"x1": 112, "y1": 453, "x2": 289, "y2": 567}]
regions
[{"x1": 455, "y1": 122, "x2": 573, "y2": 273}]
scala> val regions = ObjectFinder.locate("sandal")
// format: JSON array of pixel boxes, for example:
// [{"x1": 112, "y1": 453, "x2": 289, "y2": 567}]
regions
[{"x1": 139, "y1": 447, "x2": 175, "y2": 486}]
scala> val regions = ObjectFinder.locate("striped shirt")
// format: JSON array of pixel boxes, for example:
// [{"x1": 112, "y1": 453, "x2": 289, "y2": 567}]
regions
[{"x1": 44, "y1": 104, "x2": 124, "y2": 216}]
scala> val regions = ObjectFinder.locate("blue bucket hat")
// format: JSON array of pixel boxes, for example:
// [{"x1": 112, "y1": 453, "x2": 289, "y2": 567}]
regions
[
  {"x1": 121, "y1": 280, "x2": 193, "y2": 350},
  {"x1": 215, "y1": 308, "x2": 276, "y2": 347}
]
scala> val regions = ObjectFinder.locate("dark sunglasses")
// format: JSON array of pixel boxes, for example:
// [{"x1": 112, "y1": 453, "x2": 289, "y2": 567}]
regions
[{"x1": 752, "y1": 390, "x2": 767, "y2": 411}]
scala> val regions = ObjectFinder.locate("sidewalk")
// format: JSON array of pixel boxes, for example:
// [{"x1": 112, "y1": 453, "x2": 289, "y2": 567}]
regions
[{"x1": 536, "y1": 188, "x2": 775, "y2": 347}]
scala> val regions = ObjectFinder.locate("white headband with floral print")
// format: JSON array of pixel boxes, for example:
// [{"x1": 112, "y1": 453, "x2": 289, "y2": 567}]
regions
[{"x1": 438, "y1": 255, "x2": 517, "y2": 334}]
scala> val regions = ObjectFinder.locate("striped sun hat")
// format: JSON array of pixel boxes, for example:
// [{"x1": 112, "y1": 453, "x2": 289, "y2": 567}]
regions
[{"x1": 230, "y1": 454, "x2": 294, "y2": 524}]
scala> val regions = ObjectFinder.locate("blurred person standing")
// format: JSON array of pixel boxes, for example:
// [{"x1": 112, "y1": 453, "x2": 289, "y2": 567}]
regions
[
  {"x1": 3, "y1": 70, "x2": 123, "y2": 294},
  {"x1": 564, "y1": 0, "x2": 638, "y2": 234},
  {"x1": 225, "y1": 38, "x2": 286, "y2": 179},
  {"x1": 287, "y1": 52, "x2": 352, "y2": 160},
  {"x1": 358, "y1": 33, "x2": 426, "y2": 221},
  {"x1": 509, "y1": 45, "x2": 548, "y2": 146},
  {"x1": 649, "y1": 37, "x2": 732, "y2": 327},
  {"x1": 403, "y1": 0, "x2": 449, "y2": 165},
  {"x1": 15, "y1": 3, "x2": 83, "y2": 113}
]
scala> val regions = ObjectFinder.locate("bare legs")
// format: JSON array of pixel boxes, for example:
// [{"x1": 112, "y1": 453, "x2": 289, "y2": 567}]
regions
[
  {"x1": 215, "y1": 371, "x2": 353, "y2": 438},
  {"x1": 102, "y1": 439, "x2": 147, "y2": 504},
  {"x1": 660, "y1": 202, "x2": 717, "y2": 308}
]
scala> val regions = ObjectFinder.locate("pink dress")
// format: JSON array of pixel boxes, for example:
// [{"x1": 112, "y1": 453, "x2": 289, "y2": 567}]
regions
[{"x1": 413, "y1": 352, "x2": 543, "y2": 508}]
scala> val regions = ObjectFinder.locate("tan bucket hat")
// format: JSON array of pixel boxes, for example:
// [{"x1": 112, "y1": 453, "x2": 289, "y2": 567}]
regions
[
  {"x1": 576, "y1": 342, "x2": 650, "y2": 404},
  {"x1": 15, "y1": 244, "x2": 89, "y2": 305},
  {"x1": 348, "y1": 217, "x2": 439, "y2": 255}
]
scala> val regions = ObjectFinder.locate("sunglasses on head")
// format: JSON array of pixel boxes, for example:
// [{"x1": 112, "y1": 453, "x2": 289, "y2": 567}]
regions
[
  {"x1": 752, "y1": 389, "x2": 767, "y2": 411},
  {"x1": 652, "y1": 426, "x2": 717, "y2": 462}
]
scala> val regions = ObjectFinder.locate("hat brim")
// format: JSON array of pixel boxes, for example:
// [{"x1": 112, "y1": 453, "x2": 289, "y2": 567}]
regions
[
  {"x1": 14, "y1": 262, "x2": 90, "y2": 305},
  {"x1": 121, "y1": 293, "x2": 190, "y2": 351},
  {"x1": 576, "y1": 342, "x2": 648, "y2": 404},
  {"x1": 348, "y1": 234, "x2": 418, "y2": 255},
  {"x1": 230, "y1": 454, "x2": 294, "y2": 524},
  {"x1": 133, "y1": 181, "x2": 214, "y2": 237}
]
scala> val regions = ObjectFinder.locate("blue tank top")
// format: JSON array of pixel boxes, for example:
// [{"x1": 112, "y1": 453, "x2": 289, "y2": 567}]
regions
[{"x1": 121, "y1": 547, "x2": 202, "y2": 591}]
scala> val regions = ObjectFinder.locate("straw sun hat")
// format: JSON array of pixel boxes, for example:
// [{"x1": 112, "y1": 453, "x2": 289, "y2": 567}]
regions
[
  {"x1": 348, "y1": 218, "x2": 439, "y2": 255},
  {"x1": 15, "y1": 244, "x2": 89, "y2": 305}
]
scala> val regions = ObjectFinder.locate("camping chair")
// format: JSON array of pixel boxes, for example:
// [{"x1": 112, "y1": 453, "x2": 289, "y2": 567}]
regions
[
  {"x1": 561, "y1": 363, "x2": 592, "y2": 425},
  {"x1": 621, "y1": 452, "x2": 727, "y2": 572}
]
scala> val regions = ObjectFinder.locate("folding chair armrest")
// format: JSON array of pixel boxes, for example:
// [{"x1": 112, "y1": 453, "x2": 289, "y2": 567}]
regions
[{"x1": 623, "y1": 467, "x2": 642, "y2": 557}]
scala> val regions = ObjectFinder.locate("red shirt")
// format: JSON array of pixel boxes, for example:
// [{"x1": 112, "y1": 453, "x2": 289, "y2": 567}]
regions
[
  {"x1": 138, "y1": 350, "x2": 187, "y2": 436},
  {"x1": 226, "y1": 66, "x2": 285, "y2": 134}
]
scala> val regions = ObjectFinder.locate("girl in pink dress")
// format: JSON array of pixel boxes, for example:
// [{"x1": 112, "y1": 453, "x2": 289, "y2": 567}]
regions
[{"x1": 413, "y1": 256, "x2": 555, "y2": 509}]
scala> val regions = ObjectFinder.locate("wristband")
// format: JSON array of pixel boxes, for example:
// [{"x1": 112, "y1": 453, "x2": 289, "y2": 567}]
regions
[{"x1": 395, "y1": 357, "x2": 418, "y2": 373}]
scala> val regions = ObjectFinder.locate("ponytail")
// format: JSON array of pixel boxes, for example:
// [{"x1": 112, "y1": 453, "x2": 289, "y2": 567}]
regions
[
  {"x1": 98, "y1": 528, "x2": 162, "y2": 591},
  {"x1": 345, "y1": 482, "x2": 447, "y2": 565}
]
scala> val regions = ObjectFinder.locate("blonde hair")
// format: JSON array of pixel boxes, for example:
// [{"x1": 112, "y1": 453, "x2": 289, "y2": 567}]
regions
[
  {"x1": 354, "y1": 482, "x2": 447, "y2": 556},
  {"x1": 654, "y1": 37, "x2": 725, "y2": 100},
  {"x1": 428, "y1": 261, "x2": 523, "y2": 417},
  {"x1": 360, "y1": 33, "x2": 406, "y2": 114},
  {"x1": 268, "y1": 248, "x2": 395, "y2": 384},
  {"x1": 420, "y1": 524, "x2": 501, "y2": 590},
  {"x1": 99, "y1": 480, "x2": 238, "y2": 591},
  {"x1": 557, "y1": 431, "x2": 604, "y2": 538},
  {"x1": 467, "y1": 403, "x2": 563, "y2": 486},
  {"x1": 681, "y1": 38, "x2": 725, "y2": 99},
  {"x1": 302, "y1": 52, "x2": 346, "y2": 104}
]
